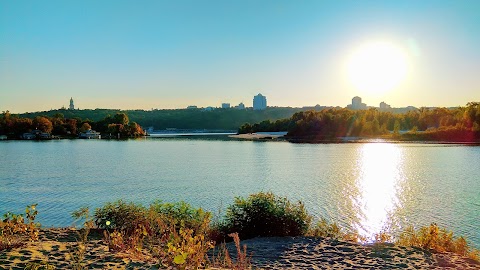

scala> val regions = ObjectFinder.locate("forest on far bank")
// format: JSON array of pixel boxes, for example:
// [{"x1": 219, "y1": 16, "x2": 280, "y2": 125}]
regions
[
  {"x1": 0, "y1": 112, "x2": 144, "y2": 139},
  {"x1": 0, "y1": 107, "x2": 303, "y2": 138},
  {"x1": 2, "y1": 103, "x2": 480, "y2": 142},
  {"x1": 238, "y1": 102, "x2": 480, "y2": 142},
  {"x1": 14, "y1": 107, "x2": 304, "y2": 131}
]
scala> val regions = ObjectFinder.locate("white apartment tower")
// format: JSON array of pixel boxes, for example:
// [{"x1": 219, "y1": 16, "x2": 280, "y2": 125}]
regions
[{"x1": 253, "y1": 93, "x2": 267, "y2": 110}]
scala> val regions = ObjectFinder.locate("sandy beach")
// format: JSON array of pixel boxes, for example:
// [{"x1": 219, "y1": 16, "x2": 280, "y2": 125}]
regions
[
  {"x1": 1, "y1": 228, "x2": 479, "y2": 269},
  {"x1": 229, "y1": 133, "x2": 286, "y2": 141}
]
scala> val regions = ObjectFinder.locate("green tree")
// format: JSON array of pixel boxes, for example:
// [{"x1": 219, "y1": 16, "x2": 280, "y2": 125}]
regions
[
  {"x1": 113, "y1": 113, "x2": 129, "y2": 126},
  {"x1": 238, "y1": 123, "x2": 253, "y2": 134}
]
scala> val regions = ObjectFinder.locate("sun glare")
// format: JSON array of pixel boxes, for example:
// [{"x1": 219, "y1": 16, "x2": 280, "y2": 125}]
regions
[
  {"x1": 346, "y1": 41, "x2": 409, "y2": 95},
  {"x1": 354, "y1": 143, "x2": 404, "y2": 240}
]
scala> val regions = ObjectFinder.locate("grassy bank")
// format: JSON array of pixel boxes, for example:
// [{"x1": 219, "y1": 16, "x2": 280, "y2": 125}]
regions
[{"x1": 1, "y1": 192, "x2": 479, "y2": 269}]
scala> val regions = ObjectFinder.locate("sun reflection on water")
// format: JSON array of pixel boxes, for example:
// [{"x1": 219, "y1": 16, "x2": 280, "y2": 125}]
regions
[{"x1": 354, "y1": 143, "x2": 404, "y2": 241}]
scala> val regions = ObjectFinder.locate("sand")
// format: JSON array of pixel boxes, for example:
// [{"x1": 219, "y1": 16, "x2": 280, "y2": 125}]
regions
[
  {"x1": 229, "y1": 133, "x2": 285, "y2": 141},
  {"x1": 222, "y1": 237, "x2": 480, "y2": 269},
  {"x1": 1, "y1": 229, "x2": 479, "y2": 269}
]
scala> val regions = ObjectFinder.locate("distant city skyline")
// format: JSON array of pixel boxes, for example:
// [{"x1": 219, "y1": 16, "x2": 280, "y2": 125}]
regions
[
  {"x1": 48, "y1": 95, "x2": 455, "y2": 113},
  {"x1": 1, "y1": 0, "x2": 480, "y2": 113}
]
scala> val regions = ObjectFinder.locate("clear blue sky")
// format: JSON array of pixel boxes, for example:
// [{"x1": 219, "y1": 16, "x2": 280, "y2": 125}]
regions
[{"x1": 1, "y1": 0, "x2": 479, "y2": 113}]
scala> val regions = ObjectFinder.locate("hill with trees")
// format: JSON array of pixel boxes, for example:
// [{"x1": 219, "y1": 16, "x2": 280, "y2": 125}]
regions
[{"x1": 15, "y1": 107, "x2": 305, "y2": 130}]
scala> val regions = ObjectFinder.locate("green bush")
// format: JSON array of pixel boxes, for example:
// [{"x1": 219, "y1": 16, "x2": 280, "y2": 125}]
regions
[
  {"x1": 221, "y1": 192, "x2": 312, "y2": 239},
  {"x1": 94, "y1": 200, "x2": 147, "y2": 233},
  {"x1": 150, "y1": 201, "x2": 211, "y2": 234}
]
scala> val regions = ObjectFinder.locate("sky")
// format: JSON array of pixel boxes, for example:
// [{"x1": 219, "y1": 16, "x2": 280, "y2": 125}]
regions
[{"x1": 1, "y1": 0, "x2": 480, "y2": 113}]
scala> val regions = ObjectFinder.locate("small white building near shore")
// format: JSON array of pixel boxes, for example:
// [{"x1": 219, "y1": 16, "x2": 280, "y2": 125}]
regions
[{"x1": 79, "y1": 129, "x2": 101, "y2": 139}]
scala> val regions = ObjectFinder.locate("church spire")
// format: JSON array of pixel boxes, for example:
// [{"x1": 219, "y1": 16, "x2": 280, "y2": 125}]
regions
[{"x1": 69, "y1": 97, "x2": 75, "y2": 110}]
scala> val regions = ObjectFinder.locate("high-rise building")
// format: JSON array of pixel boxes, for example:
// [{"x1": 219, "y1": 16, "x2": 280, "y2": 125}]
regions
[
  {"x1": 236, "y1": 102, "x2": 245, "y2": 110},
  {"x1": 221, "y1": 103, "x2": 230, "y2": 109},
  {"x1": 253, "y1": 93, "x2": 267, "y2": 110},
  {"x1": 69, "y1": 97, "x2": 75, "y2": 110},
  {"x1": 379, "y1": 101, "x2": 391, "y2": 110},
  {"x1": 348, "y1": 96, "x2": 366, "y2": 110}
]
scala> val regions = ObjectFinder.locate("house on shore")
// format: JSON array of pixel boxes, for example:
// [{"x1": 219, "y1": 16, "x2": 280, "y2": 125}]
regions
[
  {"x1": 22, "y1": 130, "x2": 51, "y2": 140},
  {"x1": 79, "y1": 129, "x2": 101, "y2": 139}
]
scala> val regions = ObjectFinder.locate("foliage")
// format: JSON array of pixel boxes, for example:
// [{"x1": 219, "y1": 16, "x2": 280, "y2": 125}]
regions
[
  {"x1": 96, "y1": 200, "x2": 215, "y2": 268},
  {"x1": 150, "y1": 200, "x2": 211, "y2": 234},
  {"x1": 210, "y1": 233, "x2": 251, "y2": 269},
  {"x1": 78, "y1": 122, "x2": 91, "y2": 132},
  {"x1": 0, "y1": 111, "x2": 144, "y2": 138},
  {"x1": 237, "y1": 102, "x2": 480, "y2": 142},
  {"x1": 397, "y1": 223, "x2": 479, "y2": 261},
  {"x1": 221, "y1": 192, "x2": 312, "y2": 239},
  {"x1": 13, "y1": 107, "x2": 303, "y2": 131},
  {"x1": 3, "y1": 102, "x2": 480, "y2": 141},
  {"x1": 94, "y1": 200, "x2": 148, "y2": 234},
  {"x1": 308, "y1": 218, "x2": 344, "y2": 239},
  {"x1": 68, "y1": 207, "x2": 94, "y2": 270},
  {"x1": 155, "y1": 226, "x2": 214, "y2": 269},
  {"x1": 0, "y1": 204, "x2": 40, "y2": 251},
  {"x1": 148, "y1": 203, "x2": 214, "y2": 268},
  {"x1": 307, "y1": 218, "x2": 366, "y2": 242},
  {"x1": 374, "y1": 231, "x2": 393, "y2": 243},
  {"x1": 238, "y1": 118, "x2": 292, "y2": 134},
  {"x1": 2, "y1": 197, "x2": 479, "y2": 268},
  {"x1": 33, "y1": 116, "x2": 53, "y2": 133}
]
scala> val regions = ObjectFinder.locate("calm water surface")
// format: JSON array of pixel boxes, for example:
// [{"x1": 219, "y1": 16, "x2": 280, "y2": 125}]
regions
[{"x1": 0, "y1": 139, "x2": 479, "y2": 247}]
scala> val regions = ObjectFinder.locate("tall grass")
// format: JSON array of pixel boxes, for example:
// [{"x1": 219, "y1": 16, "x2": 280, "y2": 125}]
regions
[
  {"x1": 67, "y1": 207, "x2": 94, "y2": 270},
  {"x1": 397, "y1": 223, "x2": 479, "y2": 261},
  {"x1": 210, "y1": 233, "x2": 251, "y2": 269},
  {"x1": 307, "y1": 218, "x2": 367, "y2": 242}
]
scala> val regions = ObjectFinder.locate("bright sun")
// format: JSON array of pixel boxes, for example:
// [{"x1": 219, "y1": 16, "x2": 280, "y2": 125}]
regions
[{"x1": 346, "y1": 41, "x2": 409, "y2": 95}]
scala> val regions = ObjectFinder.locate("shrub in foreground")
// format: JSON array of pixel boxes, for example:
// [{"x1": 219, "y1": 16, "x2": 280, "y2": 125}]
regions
[
  {"x1": 94, "y1": 200, "x2": 217, "y2": 268},
  {"x1": 0, "y1": 204, "x2": 40, "y2": 251},
  {"x1": 150, "y1": 200, "x2": 211, "y2": 234},
  {"x1": 307, "y1": 218, "x2": 367, "y2": 242},
  {"x1": 397, "y1": 223, "x2": 479, "y2": 260},
  {"x1": 94, "y1": 200, "x2": 147, "y2": 234},
  {"x1": 221, "y1": 192, "x2": 312, "y2": 239}
]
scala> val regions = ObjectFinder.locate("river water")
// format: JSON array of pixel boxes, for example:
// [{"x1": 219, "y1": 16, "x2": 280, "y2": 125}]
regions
[{"x1": 0, "y1": 138, "x2": 479, "y2": 247}]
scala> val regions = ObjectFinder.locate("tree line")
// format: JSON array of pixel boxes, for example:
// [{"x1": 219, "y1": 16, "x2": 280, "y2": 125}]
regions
[
  {"x1": 0, "y1": 112, "x2": 144, "y2": 139},
  {"x1": 239, "y1": 102, "x2": 480, "y2": 142},
  {"x1": 17, "y1": 107, "x2": 305, "y2": 130}
]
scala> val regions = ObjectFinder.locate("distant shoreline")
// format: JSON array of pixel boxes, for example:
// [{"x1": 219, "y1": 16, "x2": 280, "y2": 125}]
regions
[
  {"x1": 229, "y1": 133, "x2": 480, "y2": 145},
  {"x1": 2, "y1": 134, "x2": 480, "y2": 145}
]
